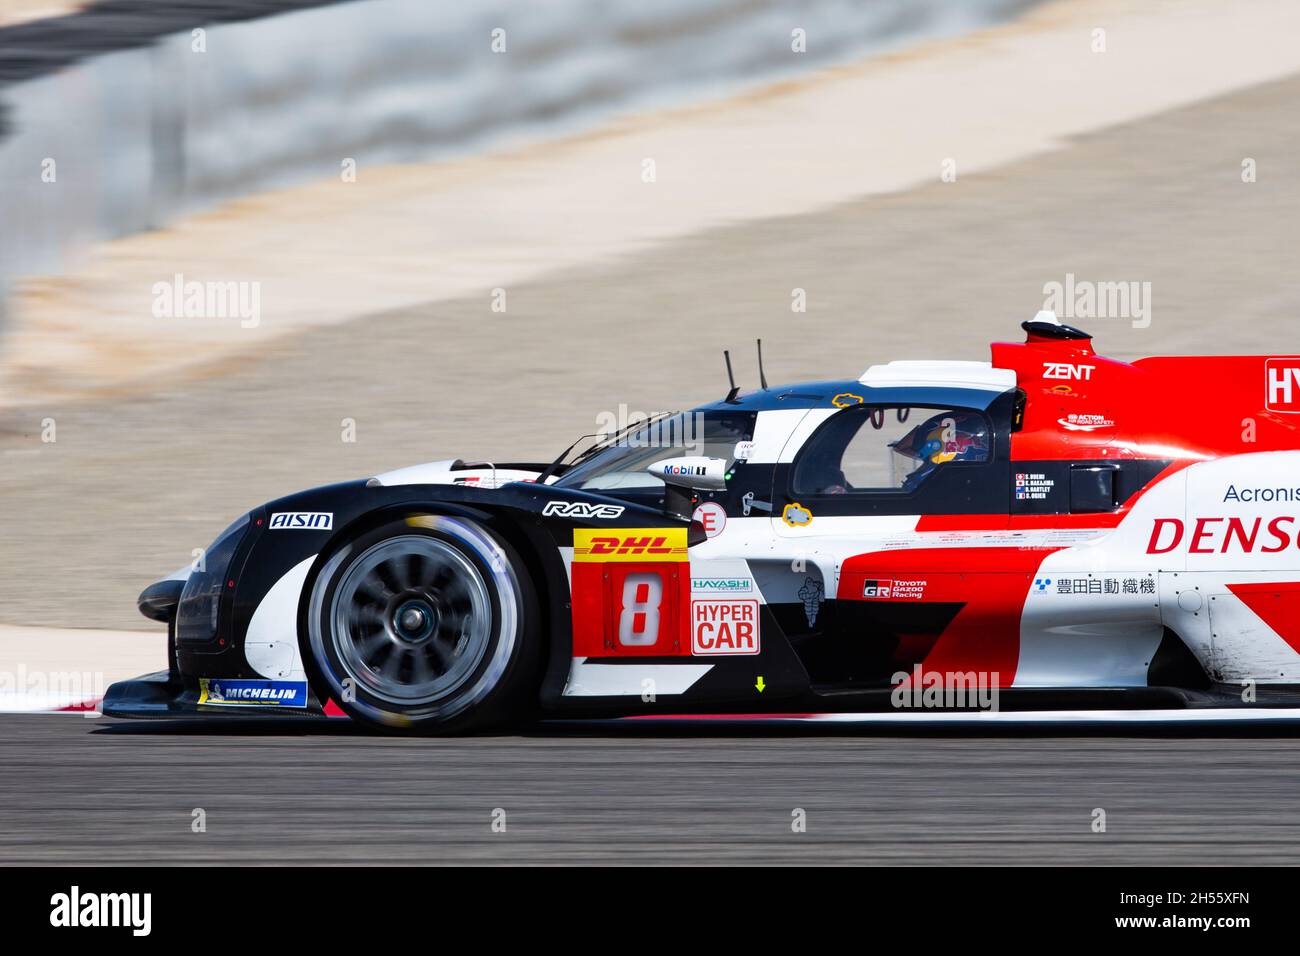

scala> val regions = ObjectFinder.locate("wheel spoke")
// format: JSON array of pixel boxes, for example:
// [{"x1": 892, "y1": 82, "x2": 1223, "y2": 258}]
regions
[
  {"x1": 329, "y1": 532, "x2": 496, "y2": 706},
  {"x1": 355, "y1": 576, "x2": 389, "y2": 604},
  {"x1": 376, "y1": 559, "x2": 404, "y2": 594},
  {"x1": 410, "y1": 645, "x2": 435, "y2": 684},
  {"x1": 427, "y1": 634, "x2": 454, "y2": 672},
  {"x1": 378, "y1": 645, "x2": 406, "y2": 682}
]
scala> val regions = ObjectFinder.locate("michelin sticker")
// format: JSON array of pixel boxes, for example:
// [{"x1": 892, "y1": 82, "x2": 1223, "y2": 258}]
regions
[{"x1": 199, "y1": 678, "x2": 309, "y2": 708}]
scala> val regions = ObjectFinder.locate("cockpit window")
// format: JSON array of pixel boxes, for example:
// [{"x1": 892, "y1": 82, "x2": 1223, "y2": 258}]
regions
[
  {"x1": 555, "y1": 410, "x2": 757, "y2": 492},
  {"x1": 793, "y1": 406, "x2": 991, "y2": 495}
]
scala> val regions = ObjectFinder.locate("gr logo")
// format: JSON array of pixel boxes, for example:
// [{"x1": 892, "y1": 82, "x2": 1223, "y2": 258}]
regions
[
  {"x1": 862, "y1": 579, "x2": 893, "y2": 599},
  {"x1": 268, "y1": 512, "x2": 333, "y2": 530}
]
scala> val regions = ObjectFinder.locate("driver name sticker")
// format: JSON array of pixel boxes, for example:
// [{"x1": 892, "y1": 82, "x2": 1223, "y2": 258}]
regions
[{"x1": 1015, "y1": 473, "x2": 1054, "y2": 501}]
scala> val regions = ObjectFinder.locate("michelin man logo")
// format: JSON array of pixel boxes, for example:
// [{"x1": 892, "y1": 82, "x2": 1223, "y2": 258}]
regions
[{"x1": 798, "y1": 576, "x2": 824, "y2": 627}]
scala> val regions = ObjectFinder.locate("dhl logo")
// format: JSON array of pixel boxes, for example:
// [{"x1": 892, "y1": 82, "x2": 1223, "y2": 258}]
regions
[{"x1": 573, "y1": 527, "x2": 688, "y2": 563}]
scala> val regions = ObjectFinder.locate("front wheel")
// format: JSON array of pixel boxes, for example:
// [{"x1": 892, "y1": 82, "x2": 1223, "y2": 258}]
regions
[{"x1": 302, "y1": 514, "x2": 540, "y2": 734}]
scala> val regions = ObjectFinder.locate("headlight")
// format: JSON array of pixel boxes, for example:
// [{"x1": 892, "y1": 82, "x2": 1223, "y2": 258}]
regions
[{"x1": 176, "y1": 513, "x2": 250, "y2": 646}]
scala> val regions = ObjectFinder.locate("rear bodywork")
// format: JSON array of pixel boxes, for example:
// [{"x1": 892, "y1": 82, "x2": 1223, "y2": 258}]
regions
[{"x1": 105, "y1": 322, "x2": 1300, "y2": 721}]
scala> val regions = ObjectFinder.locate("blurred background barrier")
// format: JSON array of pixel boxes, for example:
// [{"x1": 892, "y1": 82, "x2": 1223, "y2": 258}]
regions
[{"x1": 0, "y1": 0, "x2": 1038, "y2": 285}]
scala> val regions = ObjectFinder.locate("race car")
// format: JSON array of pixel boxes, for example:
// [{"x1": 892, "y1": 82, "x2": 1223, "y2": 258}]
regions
[{"x1": 105, "y1": 312, "x2": 1300, "y2": 731}]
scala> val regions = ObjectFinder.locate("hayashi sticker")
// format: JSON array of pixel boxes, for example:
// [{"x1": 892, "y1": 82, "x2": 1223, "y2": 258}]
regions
[
  {"x1": 691, "y1": 577, "x2": 753, "y2": 594},
  {"x1": 573, "y1": 527, "x2": 687, "y2": 562},
  {"x1": 782, "y1": 502, "x2": 813, "y2": 527},
  {"x1": 692, "y1": 599, "x2": 760, "y2": 655},
  {"x1": 832, "y1": 392, "x2": 865, "y2": 408},
  {"x1": 1058, "y1": 413, "x2": 1115, "y2": 432}
]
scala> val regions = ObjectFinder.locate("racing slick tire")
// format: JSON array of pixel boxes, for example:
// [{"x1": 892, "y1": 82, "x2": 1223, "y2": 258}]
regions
[{"x1": 302, "y1": 514, "x2": 541, "y2": 734}]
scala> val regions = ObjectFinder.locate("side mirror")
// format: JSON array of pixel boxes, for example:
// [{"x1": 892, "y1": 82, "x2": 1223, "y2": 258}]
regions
[
  {"x1": 648, "y1": 456, "x2": 727, "y2": 520},
  {"x1": 647, "y1": 456, "x2": 727, "y2": 491}
]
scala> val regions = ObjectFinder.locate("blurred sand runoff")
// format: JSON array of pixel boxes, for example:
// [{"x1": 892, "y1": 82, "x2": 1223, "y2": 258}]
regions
[
  {"x1": 4, "y1": 0, "x2": 1300, "y2": 636},
  {"x1": 6, "y1": 0, "x2": 1300, "y2": 409}
]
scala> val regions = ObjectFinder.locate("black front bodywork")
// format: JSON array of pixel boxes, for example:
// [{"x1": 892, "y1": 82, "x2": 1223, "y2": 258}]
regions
[{"x1": 105, "y1": 474, "x2": 732, "y2": 719}]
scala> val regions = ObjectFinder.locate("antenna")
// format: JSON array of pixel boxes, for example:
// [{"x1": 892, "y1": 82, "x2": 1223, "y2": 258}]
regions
[
  {"x1": 723, "y1": 350, "x2": 740, "y2": 403},
  {"x1": 756, "y1": 338, "x2": 769, "y2": 390}
]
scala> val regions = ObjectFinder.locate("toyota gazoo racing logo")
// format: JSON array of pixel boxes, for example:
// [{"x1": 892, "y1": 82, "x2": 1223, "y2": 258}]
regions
[
  {"x1": 1265, "y1": 358, "x2": 1300, "y2": 413},
  {"x1": 542, "y1": 501, "x2": 625, "y2": 519},
  {"x1": 268, "y1": 511, "x2": 333, "y2": 530},
  {"x1": 573, "y1": 527, "x2": 687, "y2": 562},
  {"x1": 863, "y1": 578, "x2": 926, "y2": 600}
]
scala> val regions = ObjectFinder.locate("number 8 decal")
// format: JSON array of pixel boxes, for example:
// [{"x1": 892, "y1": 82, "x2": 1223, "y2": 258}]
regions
[{"x1": 618, "y1": 572, "x2": 663, "y2": 646}]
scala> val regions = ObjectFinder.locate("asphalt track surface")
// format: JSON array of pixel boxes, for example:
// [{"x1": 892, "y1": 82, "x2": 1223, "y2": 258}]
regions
[{"x1": 4, "y1": 714, "x2": 1300, "y2": 864}]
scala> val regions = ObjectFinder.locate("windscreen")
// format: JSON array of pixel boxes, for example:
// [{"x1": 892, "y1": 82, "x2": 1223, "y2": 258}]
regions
[{"x1": 555, "y1": 410, "x2": 757, "y2": 492}]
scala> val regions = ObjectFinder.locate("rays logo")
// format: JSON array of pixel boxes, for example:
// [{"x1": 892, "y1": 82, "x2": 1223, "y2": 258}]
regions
[
  {"x1": 542, "y1": 501, "x2": 625, "y2": 519},
  {"x1": 1033, "y1": 578, "x2": 1052, "y2": 591}
]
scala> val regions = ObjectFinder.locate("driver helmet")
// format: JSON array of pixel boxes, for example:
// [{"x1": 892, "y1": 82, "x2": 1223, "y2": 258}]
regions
[{"x1": 892, "y1": 411, "x2": 988, "y2": 467}]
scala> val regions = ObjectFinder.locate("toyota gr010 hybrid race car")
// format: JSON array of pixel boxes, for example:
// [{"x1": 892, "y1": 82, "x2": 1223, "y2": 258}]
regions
[{"x1": 105, "y1": 314, "x2": 1300, "y2": 731}]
